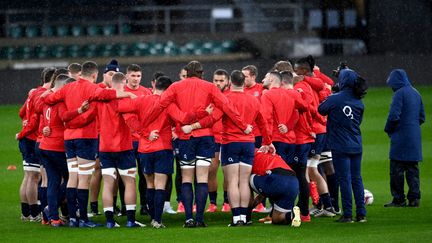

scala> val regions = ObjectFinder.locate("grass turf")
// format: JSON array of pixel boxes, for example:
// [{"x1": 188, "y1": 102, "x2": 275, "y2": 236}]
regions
[{"x1": 0, "y1": 86, "x2": 431, "y2": 242}]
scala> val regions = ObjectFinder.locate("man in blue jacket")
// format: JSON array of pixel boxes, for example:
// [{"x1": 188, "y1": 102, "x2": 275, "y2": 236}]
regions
[
  {"x1": 318, "y1": 69, "x2": 367, "y2": 223},
  {"x1": 384, "y1": 69, "x2": 425, "y2": 208}
]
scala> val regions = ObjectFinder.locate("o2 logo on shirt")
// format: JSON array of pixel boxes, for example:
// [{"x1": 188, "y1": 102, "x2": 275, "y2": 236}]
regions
[
  {"x1": 343, "y1": 106, "x2": 354, "y2": 120},
  {"x1": 228, "y1": 157, "x2": 234, "y2": 162},
  {"x1": 45, "y1": 107, "x2": 51, "y2": 121},
  {"x1": 254, "y1": 91, "x2": 259, "y2": 97}
]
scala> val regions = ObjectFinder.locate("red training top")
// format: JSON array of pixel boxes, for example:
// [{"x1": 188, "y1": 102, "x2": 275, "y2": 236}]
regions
[{"x1": 252, "y1": 151, "x2": 293, "y2": 176}]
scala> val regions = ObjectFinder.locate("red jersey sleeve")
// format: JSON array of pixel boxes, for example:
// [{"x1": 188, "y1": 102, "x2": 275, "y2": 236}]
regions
[
  {"x1": 166, "y1": 103, "x2": 197, "y2": 125},
  {"x1": 65, "y1": 104, "x2": 97, "y2": 129},
  {"x1": 19, "y1": 102, "x2": 27, "y2": 119},
  {"x1": 17, "y1": 113, "x2": 39, "y2": 140},
  {"x1": 314, "y1": 70, "x2": 334, "y2": 86},
  {"x1": 197, "y1": 107, "x2": 223, "y2": 129},
  {"x1": 209, "y1": 85, "x2": 248, "y2": 130},
  {"x1": 123, "y1": 113, "x2": 141, "y2": 134},
  {"x1": 260, "y1": 94, "x2": 275, "y2": 138},
  {"x1": 89, "y1": 88, "x2": 117, "y2": 101},
  {"x1": 255, "y1": 108, "x2": 271, "y2": 146},
  {"x1": 44, "y1": 86, "x2": 66, "y2": 105}
]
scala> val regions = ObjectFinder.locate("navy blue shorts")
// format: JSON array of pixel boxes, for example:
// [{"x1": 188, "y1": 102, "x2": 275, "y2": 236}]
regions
[
  {"x1": 310, "y1": 134, "x2": 327, "y2": 156},
  {"x1": 273, "y1": 141, "x2": 296, "y2": 164},
  {"x1": 294, "y1": 143, "x2": 312, "y2": 166},
  {"x1": 40, "y1": 149, "x2": 67, "y2": 169},
  {"x1": 132, "y1": 141, "x2": 139, "y2": 161},
  {"x1": 214, "y1": 143, "x2": 221, "y2": 153},
  {"x1": 177, "y1": 136, "x2": 215, "y2": 161},
  {"x1": 34, "y1": 142, "x2": 43, "y2": 166},
  {"x1": 99, "y1": 150, "x2": 136, "y2": 170},
  {"x1": 64, "y1": 139, "x2": 98, "y2": 161},
  {"x1": 18, "y1": 138, "x2": 39, "y2": 171},
  {"x1": 251, "y1": 173, "x2": 299, "y2": 213},
  {"x1": 139, "y1": 150, "x2": 174, "y2": 174},
  {"x1": 254, "y1": 136, "x2": 263, "y2": 148},
  {"x1": 221, "y1": 142, "x2": 255, "y2": 166}
]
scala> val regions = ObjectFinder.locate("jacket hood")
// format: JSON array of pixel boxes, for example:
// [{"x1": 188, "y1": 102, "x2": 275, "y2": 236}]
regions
[
  {"x1": 338, "y1": 69, "x2": 358, "y2": 90},
  {"x1": 386, "y1": 69, "x2": 411, "y2": 91}
]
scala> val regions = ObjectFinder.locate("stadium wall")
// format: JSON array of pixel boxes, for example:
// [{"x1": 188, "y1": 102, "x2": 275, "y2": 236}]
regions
[{"x1": 1, "y1": 54, "x2": 431, "y2": 104}]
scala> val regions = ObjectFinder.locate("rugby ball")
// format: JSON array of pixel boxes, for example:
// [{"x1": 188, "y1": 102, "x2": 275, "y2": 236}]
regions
[{"x1": 364, "y1": 189, "x2": 374, "y2": 205}]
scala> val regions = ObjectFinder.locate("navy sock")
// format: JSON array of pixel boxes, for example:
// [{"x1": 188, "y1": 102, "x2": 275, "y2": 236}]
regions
[
  {"x1": 66, "y1": 188, "x2": 77, "y2": 219},
  {"x1": 181, "y1": 183, "x2": 193, "y2": 220},
  {"x1": 195, "y1": 183, "x2": 208, "y2": 223},
  {"x1": 146, "y1": 188, "x2": 155, "y2": 219},
  {"x1": 223, "y1": 191, "x2": 229, "y2": 203},
  {"x1": 90, "y1": 201, "x2": 98, "y2": 213},
  {"x1": 39, "y1": 187, "x2": 47, "y2": 213},
  {"x1": 126, "y1": 209, "x2": 135, "y2": 223},
  {"x1": 209, "y1": 191, "x2": 217, "y2": 205},
  {"x1": 77, "y1": 189, "x2": 89, "y2": 222},
  {"x1": 326, "y1": 173, "x2": 339, "y2": 211},
  {"x1": 29, "y1": 204, "x2": 39, "y2": 217},
  {"x1": 154, "y1": 189, "x2": 166, "y2": 223},
  {"x1": 21, "y1": 203, "x2": 30, "y2": 217},
  {"x1": 240, "y1": 207, "x2": 248, "y2": 216},
  {"x1": 231, "y1": 207, "x2": 240, "y2": 216},
  {"x1": 60, "y1": 201, "x2": 69, "y2": 217},
  {"x1": 246, "y1": 207, "x2": 253, "y2": 222},
  {"x1": 320, "y1": 193, "x2": 332, "y2": 209},
  {"x1": 105, "y1": 210, "x2": 114, "y2": 223}
]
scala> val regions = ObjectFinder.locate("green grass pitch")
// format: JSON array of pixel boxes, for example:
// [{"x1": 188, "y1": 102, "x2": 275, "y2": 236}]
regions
[{"x1": 0, "y1": 87, "x2": 431, "y2": 242}]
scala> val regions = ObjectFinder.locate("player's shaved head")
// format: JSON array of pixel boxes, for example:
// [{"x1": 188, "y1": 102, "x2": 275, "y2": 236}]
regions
[
  {"x1": 230, "y1": 70, "x2": 245, "y2": 87},
  {"x1": 112, "y1": 72, "x2": 126, "y2": 84},
  {"x1": 268, "y1": 71, "x2": 282, "y2": 84},
  {"x1": 43, "y1": 68, "x2": 56, "y2": 84},
  {"x1": 51, "y1": 74, "x2": 70, "y2": 89},
  {"x1": 280, "y1": 71, "x2": 294, "y2": 86},
  {"x1": 185, "y1": 61, "x2": 203, "y2": 78},
  {"x1": 50, "y1": 68, "x2": 69, "y2": 83},
  {"x1": 81, "y1": 61, "x2": 98, "y2": 77},
  {"x1": 155, "y1": 76, "x2": 173, "y2": 91},
  {"x1": 68, "y1": 63, "x2": 81, "y2": 74}
]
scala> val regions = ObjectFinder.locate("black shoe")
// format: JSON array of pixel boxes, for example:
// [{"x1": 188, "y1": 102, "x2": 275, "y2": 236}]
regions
[
  {"x1": 336, "y1": 216, "x2": 354, "y2": 223},
  {"x1": 384, "y1": 200, "x2": 406, "y2": 207},
  {"x1": 408, "y1": 199, "x2": 420, "y2": 207},
  {"x1": 228, "y1": 220, "x2": 245, "y2": 227},
  {"x1": 356, "y1": 215, "x2": 367, "y2": 223},
  {"x1": 140, "y1": 206, "x2": 149, "y2": 216},
  {"x1": 183, "y1": 219, "x2": 196, "y2": 228},
  {"x1": 195, "y1": 221, "x2": 208, "y2": 227}
]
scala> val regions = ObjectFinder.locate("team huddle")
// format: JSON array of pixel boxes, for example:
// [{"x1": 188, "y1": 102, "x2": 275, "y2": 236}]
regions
[{"x1": 17, "y1": 56, "x2": 368, "y2": 229}]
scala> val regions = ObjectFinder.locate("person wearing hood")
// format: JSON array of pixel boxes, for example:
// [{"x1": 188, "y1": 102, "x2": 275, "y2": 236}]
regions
[
  {"x1": 318, "y1": 69, "x2": 366, "y2": 223},
  {"x1": 384, "y1": 69, "x2": 425, "y2": 208}
]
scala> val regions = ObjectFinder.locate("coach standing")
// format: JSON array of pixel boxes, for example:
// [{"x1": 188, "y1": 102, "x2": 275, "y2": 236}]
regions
[
  {"x1": 318, "y1": 69, "x2": 367, "y2": 223},
  {"x1": 384, "y1": 69, "x2": 425, "y2": 208}
]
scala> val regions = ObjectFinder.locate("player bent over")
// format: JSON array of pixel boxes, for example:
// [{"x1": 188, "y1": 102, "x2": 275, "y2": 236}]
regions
[{"x1": 250, "y1": 151, "x2": 301, "y2": 226}]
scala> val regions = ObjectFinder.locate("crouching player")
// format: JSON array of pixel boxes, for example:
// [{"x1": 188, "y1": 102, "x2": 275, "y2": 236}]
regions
[{"x1": 250, "y1": 151, "x2": 301, "y2": 226}]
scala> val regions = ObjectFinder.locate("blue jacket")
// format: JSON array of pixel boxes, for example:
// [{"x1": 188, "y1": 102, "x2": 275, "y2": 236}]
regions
[
  {"x1": 385, "y1": 69, "x2": 425, "y2": 162},
  {"x1": 318, "y1": 69, "x2": 364, "y2": 154}
]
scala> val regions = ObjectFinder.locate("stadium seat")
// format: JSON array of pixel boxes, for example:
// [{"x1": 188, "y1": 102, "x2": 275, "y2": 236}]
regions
[
  {"x1": 0, "y1": 46, "x2": 15, "y2": 60},
  {"x1": 99, "y1": 43, "x2": 114, "y2": 57},
  {"x1": 102, "y1": 25, "x2": 116, "y2": 36},
  {"x1": 221, "y1": 40, "x2": 237, "y2": 51},
  {"x1": 41, "y1": 25, "x2": 55, "y2": 37},
  {"x1": 113, "y1": 43, "x2": 130, "y2": 57},
  {"x1": 86, "y1": 25, "x2": 101, "y2": 36},
  {"x1": 130, "y1": 42, "x2": 150, "y2": 56},
  {"x1": 25, "y1": 26, "x2": 40, "y2": 38},
  {"x1": 34, "y1": 45, "x2": 49, "y2": 59},
  {"x1": 148, "y1": 42, "x2": 165, "y2": 56},
  {"x1": 50, "y1": 45, "x2": 66, "y2": 58},
  {"x1": 17, "y1": 46, "x2": 34, "y2": 59},
  {"x1": 9, "y1": 26, "x2": 23, "y2": 38},
  {"x1": 70, "y1": 25, "x2": 84, "y2": 37},
  {"x1": 55, "y1": 25, "x2": 69, "y2": 37},
  {"x1": 162, "y1": 41, "x2": 179, "y2": 56},
  {"x1": 66, "y1": 44, "x2": 81, "y2": 58},
  {"x1": 81, "y1": 44, "x2": 98, "y2": 57},
  {"x1": 119, "y1": 23, "x2": 131, "y2": 35}
]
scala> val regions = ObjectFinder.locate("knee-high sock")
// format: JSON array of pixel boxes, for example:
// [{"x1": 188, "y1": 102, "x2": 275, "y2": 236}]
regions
[
  {"x1": 66, "y1": 188, "x2": 77, "y2": 219},
  {"x1": 195, "y1": 183, "x2": 208, "y2": 223},
  {"x1": 77, "y1": 189, "x2": 89, "y2": 222},
  {"x1": 181, "y1": 183, "x2": 193, "y2": 220},
  {"x1": 154, "y1": 189, "x2": 166, "y2": 223},
  {"x1": 146, "y1": 188, "x2": 155, "y2": 219}
]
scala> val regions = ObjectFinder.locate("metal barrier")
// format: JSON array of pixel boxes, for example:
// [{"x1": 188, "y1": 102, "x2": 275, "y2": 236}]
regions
[{"x1": 0, "y1": 3, "x2": 304, "y2": 36}]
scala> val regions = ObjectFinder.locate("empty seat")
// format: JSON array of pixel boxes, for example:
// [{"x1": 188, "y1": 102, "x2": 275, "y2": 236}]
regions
[
  {"x1": 16, "y1": 46, "x2": 34, "y2": 59},
  {"x1": 0, "y1": 46, "x2": 16, "y2": 59},
  {"x1": 9, "y1": 26, "x2": 23, "y2": 38},
  {"x1": 34, "y1": 45, "x2": 49, "y2": 59},
  {"x1": 86, "y1": 25, "x2": 101, "y2": 36},
  {"x1": 55, "y1": 25, "x2": 69, "y2": 37},
  {"x1": 102, "y1": 25, "x2": 116, "y2": 36},
  {"x1": 66, "y1": 44, "x2": 81, "y2": 58},
  {"x1": 50, "y1": 45, "x2": 66, "y2": 58},
  {"x1": 25, "y1": 26, "x2": 40, "y2": 38},
  {"x1": 41, "y1": 25, "x2": 55, "y2": 37},
  {"x1": 70, "y1": 25, "x2": 84, "y2": 37},
  {"x1": 119, "y1": 23, "x2": 131, "y2": 35}
]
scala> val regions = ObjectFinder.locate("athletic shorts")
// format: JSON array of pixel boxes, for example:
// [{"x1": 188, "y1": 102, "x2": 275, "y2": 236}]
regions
[
  {"x1": 310, "y1": 134, "x2": 327, "y2": 156},
  {"x1": 254, "y1": 136, "x2": 263, "y2": 148},
  {"x1": 273, "y1": 141, "x2": 296, "y2": 164},
  {"x1": 214, "y1": 143, "x2": 221, "y2": 153},
  {"x1": 132, "y1": 141, "x2": 139, "y2": 161},
  {"x1": 293, "y1": 143, "x2": 312, "y2": 166},
  {"x1": 18, "y1": 138, "x2": 40, "y2": 172},
  {"x1": 40, "y1": 149, "x2": 67, "y2": 172},
  {"x1": 221, "y1": 142, "x2": 255, "y2": 166},
  {"x1": 250, "y1": 173, "x2": 299, "y2": 213},
  {"x1": 177, "y1": 136, "x2": 215, "y2": 168},
  {"x1": 64, "y1": 139, "x2": 98, "y2": 161},
  {"x1": 34, "y1": 142, "x2": 43, "y2": 167},
  {"x1": 99, "y1": 150, "x2": 136, "y2": 170},
  {"x1": 139, "y1": 150, "x2": 174, "y2": 174}
]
